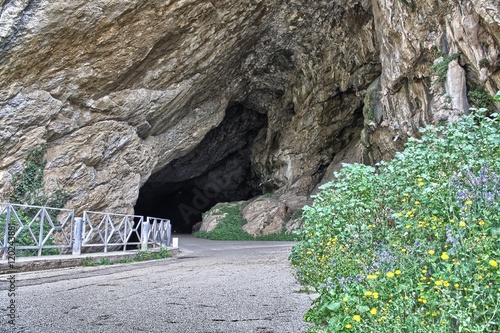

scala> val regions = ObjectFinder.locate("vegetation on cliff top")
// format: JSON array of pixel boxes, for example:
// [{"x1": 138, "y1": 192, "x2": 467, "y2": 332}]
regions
[{"x1": 291, "y1": 100, "x2": 500, "y2": 332}]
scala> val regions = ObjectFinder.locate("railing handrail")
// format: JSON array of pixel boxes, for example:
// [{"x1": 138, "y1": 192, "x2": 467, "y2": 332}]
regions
[
  {"x1": 83, "y1": 210, "x2": 144, "y2": 219},
  {"x1": 1, "y1": 203, "x2": 173, "y2": 259},
  {"x1": 0, "y1": 202, "x2": 74, "y2": 213},
  {"x1": 1, "y1": 203, "x2": 75, "y2": 258}
]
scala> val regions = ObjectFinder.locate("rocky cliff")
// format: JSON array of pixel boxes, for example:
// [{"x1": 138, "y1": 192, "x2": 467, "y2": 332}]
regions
[{"x1": 1, "y1": 0, "x2": 499, "y2": 233}]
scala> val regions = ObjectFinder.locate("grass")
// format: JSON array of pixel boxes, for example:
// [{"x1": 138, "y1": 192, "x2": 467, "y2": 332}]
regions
[{"x1": 82, "y1": 248, "x2": 171, "y2": 267}]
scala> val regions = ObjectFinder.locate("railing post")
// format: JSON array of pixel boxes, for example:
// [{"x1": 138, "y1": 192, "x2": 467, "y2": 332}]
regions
[
  {"x1": 166, "y1": 221, "x2": 172, "y2": 247},
  {"x1": 141, "y1": 219, "x2": 149, "y2": 251},
  {"x1": 72, "y1": 217, "x2": 83, "y2": 255},
  {"x1": 2, "y1": 205, "x2": 11, "y2": 260},
  {"x1": 38, "y1": 208, "x2": 45, "y2": 256}
]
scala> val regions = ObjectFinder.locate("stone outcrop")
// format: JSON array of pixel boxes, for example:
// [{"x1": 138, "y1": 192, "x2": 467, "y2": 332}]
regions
[
  {"x1": 241, "y1": 194, "x2": 311, "y2": 236},
  {"x1": 0, "y1": 0, "x2": 499, "y2": 233}
]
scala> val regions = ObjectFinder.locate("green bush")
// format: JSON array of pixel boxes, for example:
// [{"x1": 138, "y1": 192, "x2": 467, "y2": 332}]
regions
[
  {"x1": 430, "y1": 53, "x2": 460, "y2": 83},
  {"x1": 290, "y1": 110, "x2": 500, "y2": 332},
  {"x1": 468, "y1": 87, "x2": 495, "y2": 111},
  {"x1": 11, "y1": 210, "x2": 60, "y2": 256}
]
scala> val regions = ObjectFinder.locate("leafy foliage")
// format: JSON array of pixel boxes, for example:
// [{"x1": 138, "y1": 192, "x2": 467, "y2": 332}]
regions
[
  {"x1": 468, "y1": 87, "x2": 495, "y2": 111},
  {"x1": 9, "y1": 147, "x2": 47, "y2": 204},
  {"x1": 495, "y1": 91, "x2": 500, "y2": 102},
  {"x1": 9, "y1": 146, "x2": 69, "y2": 208},
  {"x1": 290, "y1": 109, "x2": 500, "y2": 332},
  {"x1": 430, "y1": 53, "x2": 460, "y2": 83}
]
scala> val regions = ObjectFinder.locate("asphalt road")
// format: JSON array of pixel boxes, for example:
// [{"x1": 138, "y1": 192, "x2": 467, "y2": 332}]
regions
[{"x1": 0, "y1": 235, "x2": 314, "y2": 333}]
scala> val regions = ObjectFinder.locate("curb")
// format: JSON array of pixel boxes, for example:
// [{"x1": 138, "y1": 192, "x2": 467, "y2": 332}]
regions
[{"x1": 0, "y1": 247, "x2": 180, "y2": 274}]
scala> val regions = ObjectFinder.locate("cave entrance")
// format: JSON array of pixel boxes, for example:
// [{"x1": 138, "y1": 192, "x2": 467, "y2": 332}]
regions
[{"x1": 134, "y1": 103, "x2": 267, "y2": 233}]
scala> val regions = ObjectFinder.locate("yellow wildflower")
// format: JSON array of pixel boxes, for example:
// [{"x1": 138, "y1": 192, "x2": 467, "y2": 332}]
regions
[
  {"x1": 428, "y1": 250, "x2": 435, "y2": 255},
  {"x1": 441, "y1": 252, "x2": 449, "y2": 260},
  {"x1": 489, "y1": 259, "x2": 498, "y2": 267},
  {"x1": 353, "y1": 315, "x2": 361, "y2": 322},
  {"x1": 386, "y1": 272, "x2": 395, "y2": 278},
  {"x1": 370, "y1": 308, "x2": 377, "y2": 315}
]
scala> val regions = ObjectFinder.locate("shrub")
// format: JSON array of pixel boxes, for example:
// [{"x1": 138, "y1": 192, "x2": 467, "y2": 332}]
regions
[
  {"x1": 430, "y1": 53, "x2": 460, "y2": 83},
  {"x1": 468, "y1": 87, "x2": 495, "y2": 111},
  {"x1": 290, "y1": 109, "x2": 500, "y2": 332}
]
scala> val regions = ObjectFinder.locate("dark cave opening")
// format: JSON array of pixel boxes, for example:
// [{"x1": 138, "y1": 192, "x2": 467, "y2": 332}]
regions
[{"x1": 134, "y1": 103, "x2": 267, "y2": 233}]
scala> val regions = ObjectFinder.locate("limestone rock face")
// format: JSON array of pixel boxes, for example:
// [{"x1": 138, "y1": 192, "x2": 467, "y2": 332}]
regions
[
  {"x1": 0, "y1": 0, "x2": 499, "y2": 232},
  {"x1": 242, "y1": 194, "x2": 310, "y2": 236},
  {"x1": 242, "y1": 197, "x2": 287, "y2": 236},
  {"x1": 355, "y1": 0, "x2": 500, "y2": 169}
]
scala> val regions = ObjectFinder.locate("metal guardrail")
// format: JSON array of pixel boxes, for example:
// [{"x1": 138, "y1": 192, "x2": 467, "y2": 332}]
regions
[
  {"x1": 1, "y1": 203, "x2": 74, "y2": 259},
  {"x1": 146, "y1": 216, "x2": 172, "y2": 249},
  {"x1": 81, "y1": 211, "x2": 144, "y2": 253},
  {"x1": 80, "y1": 212, "x2": 171, "y2": 253},
  {"x1": 0, "y1": 202, "x2": 172, "y2": 259}
]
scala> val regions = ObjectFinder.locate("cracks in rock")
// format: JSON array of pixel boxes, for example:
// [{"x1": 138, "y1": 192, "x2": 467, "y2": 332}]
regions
[{"x1": 0, "y1": 0, "x2": 44, "y2": 55}]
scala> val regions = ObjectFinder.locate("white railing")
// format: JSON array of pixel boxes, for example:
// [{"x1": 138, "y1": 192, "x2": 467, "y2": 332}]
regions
[
  {"x1": 80, "y1": 212, "x2": 171, "y2": 253},
  {"x1": 146, "y1": 216, "x2": 172, "y2": 249},
  {"x1": 81, "y1": 211, "x2": 144, "y2": 253},
  {"x1": 1, "y1": 203, "x2": 74, "y2": 259},
  {"x1": 0, "y1": 202, "x2": 172, "y2": 259}
]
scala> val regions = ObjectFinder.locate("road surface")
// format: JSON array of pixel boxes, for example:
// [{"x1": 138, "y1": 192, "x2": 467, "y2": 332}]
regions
[{"x1": 1, "y1": 235, "x2": 314, "y2": 333}]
